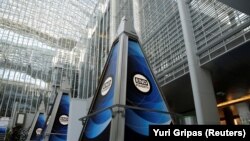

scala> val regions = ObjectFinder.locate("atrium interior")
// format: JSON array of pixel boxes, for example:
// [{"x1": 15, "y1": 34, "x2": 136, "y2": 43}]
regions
[{"x1": 0, "y1": 0, "x2": 250, "y2": 140}]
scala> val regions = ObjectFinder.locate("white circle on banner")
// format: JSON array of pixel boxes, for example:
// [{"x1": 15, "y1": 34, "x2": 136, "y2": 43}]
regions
[
  {"x1": 59, "y1": 115, "x2": 68, "y2": 125},
  {"x1": 36, "y1": 128, "x2": 42, "y2": 135},
  {"x1": 133, "y1": 74, "x2": 151, "y2": 93},
  {"x1": 101, "y1": 77, "x2": 112, "y2": 96}
]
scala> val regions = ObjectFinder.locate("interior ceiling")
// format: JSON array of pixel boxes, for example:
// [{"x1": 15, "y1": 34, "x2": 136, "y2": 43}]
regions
[
  {"x1": 217, "y1": 0, "x2": 250, "y2": 15},
  {"x1": 202, "y1": 41, "x2": 250, "y2": 94}
]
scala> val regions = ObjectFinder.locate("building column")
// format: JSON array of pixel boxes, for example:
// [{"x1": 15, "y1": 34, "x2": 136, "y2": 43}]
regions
[
  {"x1": 234, "y1": 89, "x2": 250, "y2": 125},
  {"x1": 110, "y1": 0, "x2": 117, "y2": 45},
  {"x1": 132, "y1": 0, "x2": 142, "y2": 39},
  {"x1": 177, "y1": 0, "x2": 220, "y2": 124},
  {"x1": 236, "y1": 103, "x2": 250, "y2": 124}
]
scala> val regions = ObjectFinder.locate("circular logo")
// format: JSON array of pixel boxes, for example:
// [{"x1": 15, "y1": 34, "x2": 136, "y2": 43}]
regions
[
  {"x1": 59, "y1": 115, "x2": 68, "y2": 125},
  {"x1": 133, "y1": 74, "x2": 151, "y2": 93},
  {"x1": 101, "y1": 77, "x2": 112, "y2": 96},
  {"x1": 36, "y1": 128, "x2": 42, "y2": 135}
]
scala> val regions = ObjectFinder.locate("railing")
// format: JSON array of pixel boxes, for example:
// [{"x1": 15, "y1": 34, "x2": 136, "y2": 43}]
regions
[{"x1": 79, "y1": 104, "x2": 183, "y2": 126}]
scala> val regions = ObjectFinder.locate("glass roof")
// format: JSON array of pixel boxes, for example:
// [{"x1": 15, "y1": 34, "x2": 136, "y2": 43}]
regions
[
  {"x1": 0, "y1": 0, "x2": 99, "y2": 81},
  {"x1": 0, "y1": 0, "x2": 99, "y2": 116},
  {"x1": 0, "y1": 0, "x2": 98, "y2": 40}
]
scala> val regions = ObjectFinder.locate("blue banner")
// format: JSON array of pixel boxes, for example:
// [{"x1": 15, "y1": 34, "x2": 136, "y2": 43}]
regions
[
  {"x1": 49, "y1": 93, "x2": 70, "y2": 141},
  {"x1": 30, "y1": 113, "x2": 46, "y2": 141},
  {"x1": 125, "y1": 39, "x2": 171, "y2": 140},
  {"x1": 80, "y1": 42, "x2": 119, "y2": 141},
  {"x1": 0, "y1": 127, "x2": 7, "y2": 134}
]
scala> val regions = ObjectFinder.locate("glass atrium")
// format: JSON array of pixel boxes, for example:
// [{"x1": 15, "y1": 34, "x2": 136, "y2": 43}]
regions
[{"x1": 0, "y1": 1, "x2": 250, "y2": 140}]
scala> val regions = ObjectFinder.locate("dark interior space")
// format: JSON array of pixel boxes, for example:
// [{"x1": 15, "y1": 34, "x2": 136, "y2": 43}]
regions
[
  {"x1": 202, "y1": 41, "x2": 250, "y2": 96},
  {"x1": 161, "y1": 74, "x2": 195, "y2": 115}
]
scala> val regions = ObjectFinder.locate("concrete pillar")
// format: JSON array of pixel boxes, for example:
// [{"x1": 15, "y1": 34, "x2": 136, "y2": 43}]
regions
[{"x1": 177, "y1": 0, "x2": 220, "y2": 124}]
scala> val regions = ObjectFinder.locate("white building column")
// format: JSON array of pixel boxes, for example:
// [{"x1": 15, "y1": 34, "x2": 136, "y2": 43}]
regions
[
  {"x1": 110, "y1": 0, "x2": 117, "y2": 45},
  {"x1": 132, "y1": 0, "x2": 142, "y2": 39},
  {"x1": 177, "y1": 0, "x2": 220, "y2": 124}
]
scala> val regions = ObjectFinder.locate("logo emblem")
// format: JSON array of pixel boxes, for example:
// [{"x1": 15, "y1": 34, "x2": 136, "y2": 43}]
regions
[
  {"x1": 133, "y1": 74, "x2": 151, "y2": 93},
  {"x1": 101, "y1": 77, "x2": 112, "y2": 96},
  {"x1": 59, "y1": 115, "x2": 68, "y2": 125},
  {"x1": 36, "y1": 128, "x2": 42, "y2": 135}
]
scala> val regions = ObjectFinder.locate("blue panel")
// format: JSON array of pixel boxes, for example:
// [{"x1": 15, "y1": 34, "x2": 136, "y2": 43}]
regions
[
  {"x1": 49, "y1": 93, "x2": 70, "y2": 141},
  {"x1": 125, "y1": 39, "x2": 171, "y2": 140},
  {"x1": 30, "y1": 113, "x2": 46, "y2": 141},
  {"x1": 39, "y1": 111, "x2": 51, "y2": 140},
  {"x1": 80, "y1": 42, "x2": 119, "y2": 141},
  {"x1": 39, "y1": 117, "x2": 48, "y2": 141},
  {"x1": 0, "y1": 127, "x2": 7, "y2": 134}
]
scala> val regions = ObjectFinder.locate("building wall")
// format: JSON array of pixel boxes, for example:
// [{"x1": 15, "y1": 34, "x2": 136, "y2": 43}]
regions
[
  {"x1": 139, "y1": 0, "x2": 187, "y2": 86},
  {"x1": 189, "y1": 0, "x2": 250, "y2": 65},
  {"x1": 138, "y1": 0, "x2": 250, "y2": 87},
  {"x1": 80, "y1": 0, "x2": 111, "y2": 99}
]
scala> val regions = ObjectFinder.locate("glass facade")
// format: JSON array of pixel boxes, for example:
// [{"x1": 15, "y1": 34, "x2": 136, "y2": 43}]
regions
[
  {"x1": 138, "y1": 0, "x2": 250, "y2": 86},
  {"x1": 0, "y1": 0, "x2": 97, "y2": 117},
  {"x1": 188, "y1": 0, "x2": 250, "y2": 65},
  {"x1": 136, "y1": 0, "x2": 250, "y2": 124},
  {"x1": 80, "y1": 0, "x2": 111, "y2": 99},
  {"x1": 139, "y1": 0, "x2": 187, "y2": 86},
  {"x1": 81, "y1": 0, "x2": 134, "y2": 99}
]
